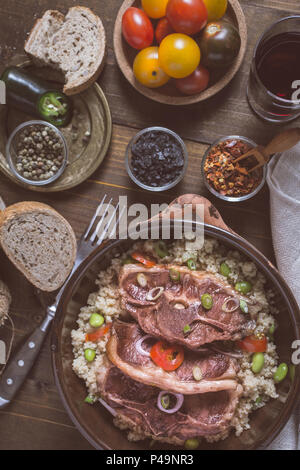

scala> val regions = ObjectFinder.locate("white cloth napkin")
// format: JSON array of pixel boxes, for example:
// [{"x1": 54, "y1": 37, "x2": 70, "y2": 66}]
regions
[{"x1": 266, "y1": 143, "x2": 300, "y2": 450}]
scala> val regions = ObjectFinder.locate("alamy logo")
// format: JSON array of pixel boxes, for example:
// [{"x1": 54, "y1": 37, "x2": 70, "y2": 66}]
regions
[
  {"x1": 0, "y1": 80, "x2": 6, "y2": 105},
  {"x1": 291, "y1": 80, "x2": 300, "y2": 104},
  {"x1": 0, "y1": 340, "x2": 6, "y2": 365}
]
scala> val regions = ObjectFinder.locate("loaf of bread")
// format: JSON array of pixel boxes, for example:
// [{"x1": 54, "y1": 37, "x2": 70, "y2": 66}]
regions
[
  {"x1": 24, "y1": 6, "x2": 106, "y2": 95},
  {"x1": 0, "y1": 280, "x2": 11, "y2": 326},
  {"x1": 0, "y1": 202, "x2": 77, "y2": 292}
]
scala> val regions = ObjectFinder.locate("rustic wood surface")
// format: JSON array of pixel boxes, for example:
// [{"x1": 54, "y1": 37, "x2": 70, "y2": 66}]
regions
[{"x1": 0, "y1": 0, "x2": 299, "y2": 450}]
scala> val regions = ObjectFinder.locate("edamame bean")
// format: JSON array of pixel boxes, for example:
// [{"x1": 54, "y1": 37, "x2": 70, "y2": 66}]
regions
[
  {"x1": 185, "y1": 438, "x2": 199, "y2": 450},
  {"x1": 201, "y1": 293, "x2": 213, "y2": 310},
  {"x1": 235, "y1": 281, "x2": 252, "y2": 294},
  {"x1": 251, "y1": 352, "x2": 265, "y2": 374},
  {"x1": 84, "y1": 348, "x2": 96, "y2": 363},
  {"x1": 274, "y1": 363, "x2": 288, "y2": 383},
  {"x1": 89, "y1": 313, "x2": 105, "y2": 328},
  {"x1": 220, "y1": 262, "x2": 231, "y2": 277}
]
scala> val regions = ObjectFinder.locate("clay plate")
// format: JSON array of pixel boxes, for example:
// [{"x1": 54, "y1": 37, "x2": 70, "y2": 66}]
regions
[
  {"x1": 113, "y1": 0, "x2": 248, "y2": 105},
  {"x1": 0, "y1": 56, "x2": 112, "y2": 192}
]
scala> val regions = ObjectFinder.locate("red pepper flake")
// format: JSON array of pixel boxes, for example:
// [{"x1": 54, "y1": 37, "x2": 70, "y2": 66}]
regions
[{"x1": 203, "y1": 139, "x2": 263, "y2": 198}]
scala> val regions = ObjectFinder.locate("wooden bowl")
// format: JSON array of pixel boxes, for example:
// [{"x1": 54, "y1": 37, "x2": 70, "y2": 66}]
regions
[{"x1": 113, "y1": 0, "x2": 248, "y2": 105}]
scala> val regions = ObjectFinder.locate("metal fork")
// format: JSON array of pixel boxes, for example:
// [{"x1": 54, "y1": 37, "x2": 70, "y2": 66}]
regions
[{"x1": 0, "y1": 194, "x2": 125, "y2": 408}]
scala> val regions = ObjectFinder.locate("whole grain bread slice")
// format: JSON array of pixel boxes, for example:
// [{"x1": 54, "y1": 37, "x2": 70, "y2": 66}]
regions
[
  {"x1": 0, "y1": 202, "x2": 77, "y2": 292},
  {"x1": 0, "y1": 280, "x2": 11, "y2": 326},
  {"x1": 24, "y1": 6, "x2": 106, "y2": 95}
]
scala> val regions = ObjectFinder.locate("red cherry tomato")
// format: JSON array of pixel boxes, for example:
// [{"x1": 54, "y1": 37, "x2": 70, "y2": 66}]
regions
[
  {"x1": 131, "y1": 252, "x2": 156, "y2": 267},
  {"x1": 237, "y1": 335, "x2": 268, "y2": 353},
  {"x1": 85, "y1": 324, "x2": 112, "y2": 343},
  {"x1": 166, "y1": 0, "x2": 208, "y2": 35},
  {"x1": 150, "y1": 341, "x2": 184, "y2": 371},
  {"x1": 175, "y1": 65, "x2": 210, "y2": 95},
  {"x1": 155, "y1": 17, "x2": 175, "y2": 44},
  {"x1": 122, "y1": 7, "x2": 154, "y2": 50}
]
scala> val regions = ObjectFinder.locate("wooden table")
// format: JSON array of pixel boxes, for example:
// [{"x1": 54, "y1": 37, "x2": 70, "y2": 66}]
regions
[{"x1": 0, "y1": 0, "x2": 299, "y2": 450}]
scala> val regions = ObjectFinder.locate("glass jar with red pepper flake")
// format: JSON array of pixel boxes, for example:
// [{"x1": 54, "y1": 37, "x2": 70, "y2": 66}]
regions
[{"x1": 202, "y1": 135, "x2": 267, "y2": 202}]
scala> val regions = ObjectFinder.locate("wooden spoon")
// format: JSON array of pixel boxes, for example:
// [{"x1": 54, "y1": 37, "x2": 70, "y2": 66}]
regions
[{"x1": 233, "y1": 128, "x2": 300, "y2": 172}]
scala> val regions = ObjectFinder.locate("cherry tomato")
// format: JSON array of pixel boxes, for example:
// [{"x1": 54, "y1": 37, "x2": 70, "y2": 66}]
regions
[
  {"x1": 133, "y1": 47, "x2": 170, "y2": 88},
  {"x1": 86, "y1": 324, "x2": 112, "y2": 343},
  {"x1": 155, "y1": 17, "x2": 174, "y2": 44},
  {"x1": 175, "y1": 65, "x2": 210, "y2": 95},
  {"x1": 150, "y1": 341, "x2": 185, "y2": 371},
  {"x1": 142, "y1": 0, "x2": 169, "y2": 19},
  {"x1": 203, "y1": 0, "x2": 227, "y2": 22},
  {"x1": 122, "y1": 7, "x2": 154, "y2": 50},
  {"x1": 131, "y1": 251, "x2": 157, "y2": 266},
  {"x1": 159, "y1": 33, "x2": 201, "y2": 78},
  {"x1": 237, "y1": 334, "x2": 268, "y2": 353},
  {"x1": 166, "y1": 0, "x2": 208, "y2": 35}
]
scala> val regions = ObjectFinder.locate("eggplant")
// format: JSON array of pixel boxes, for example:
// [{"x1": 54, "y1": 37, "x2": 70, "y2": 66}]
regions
[
  {"x1": 199, "y1": 21, "x2": 241, "y2": 69},
  {"x1": 1, "y1": 67, "x2": 73, "y2": 127}
]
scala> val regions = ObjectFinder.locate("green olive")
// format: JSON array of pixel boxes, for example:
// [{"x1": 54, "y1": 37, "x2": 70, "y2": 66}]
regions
[
  {"x1": 201, "y1": 293, "x2": 213, "y2": 310},
  {"x1": 184, "y1": 438, "x2": 199, "y2": 450},
  {"x1": 235, "y1": 281, "x2": 252, "y2": 294},
  {"x1": 220, "y1": 262, "x2": 231, "y2": 277},
  {"x1": 84, "y1": 348, "x2": 96, "y2": 363},
  {"x1": 89, "y1": 313, "x2": 105, "y2": 328},
  {"x1": 251, "y1": 352, "x2": 265, "y2": 374},
  {"x1": 274, "y1": 363, "x2": 288, "y2": 383}
]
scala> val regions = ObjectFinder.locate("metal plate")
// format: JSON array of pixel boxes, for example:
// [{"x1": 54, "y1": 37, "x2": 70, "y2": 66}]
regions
[{"x1": 0, "y1": 56, "x2": 112, "y2": 192}]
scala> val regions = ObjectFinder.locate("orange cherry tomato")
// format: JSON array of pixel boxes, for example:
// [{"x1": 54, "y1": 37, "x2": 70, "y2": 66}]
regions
[
  {"x1": 159, "y1": 33, "x2": 201, "y2": 78},
  {"x1": 237, "y1": 334, "x2": 268, "y2": 353},
  {"x1": 86, "y1": 323, "x2": 112, "y2": 342},
  {"x1": 133, "y1": 47, "x2": 170, "y2": 88},
  {"x1": 203, "y1": 0, "x2": 227, "y2": 22},
  {"x1": 131, "y1": 251, "x2": 157, "y2": 267},
  {"x1": 142, "y1": 0, "x2": 169, "y2": 19},
  {"x1": 150, "y1": 341, "x2": 185, "y2": 371},
  {"x1": 175, "y1": 65, "x2": 210, "y2": 95},
  {"x1": 122, "y1": 7, "x2": 154, "y2": 50},
  {"x1": 155, "y1": 17, "x2": 174, "y2": 44}
]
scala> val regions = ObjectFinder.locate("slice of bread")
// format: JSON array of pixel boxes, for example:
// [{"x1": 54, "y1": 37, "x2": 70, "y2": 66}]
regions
[
  {"x1": 24, "y1": 6, "x2": 106, "y2": 95},
  {"x1": 0, "y1": 202, "x2": 77, "y2": 292},
  {"x1": 0, "y1": 280, "x2": 11, "y2": 326}
]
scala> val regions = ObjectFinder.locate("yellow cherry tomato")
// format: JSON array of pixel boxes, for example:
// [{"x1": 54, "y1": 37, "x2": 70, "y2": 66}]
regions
[
  {"x1": 203, "y1": 0, "x2": 228, "y2": 22},
  {"x1": 159, "y1": 33, "x2": 201, "y2": 79},
  {"x1": 142, "y1": 0, "x2": 169, "y2": 19},
  {"x1": 133, "y1": 47, "x2": 170, "y2": 88}
]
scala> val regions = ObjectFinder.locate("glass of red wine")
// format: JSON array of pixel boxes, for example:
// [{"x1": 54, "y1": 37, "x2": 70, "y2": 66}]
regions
[{"x1": 247, "y1": 16, "x2": 300, "y2": 123}]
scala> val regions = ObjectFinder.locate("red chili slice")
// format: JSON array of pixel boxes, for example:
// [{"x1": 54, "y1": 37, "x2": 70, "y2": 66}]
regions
[{"x1": 131, "y1": 252, "x2": 156, "y2": 268}]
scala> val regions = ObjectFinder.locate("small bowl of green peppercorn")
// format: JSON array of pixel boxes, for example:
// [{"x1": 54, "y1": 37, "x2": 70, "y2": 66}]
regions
[{"x1": 6, "y1": 120, "x2": 68, "y2": 187}]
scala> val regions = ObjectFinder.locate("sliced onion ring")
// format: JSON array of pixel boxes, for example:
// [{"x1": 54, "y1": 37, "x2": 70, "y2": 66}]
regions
[
  {"x1": 157, "y1": 391, "x2": 184, "y2": 414},
  {"x1": 222, "y1": 297, "x2": 240, "y2": 313},
  {"x1": 135, "y1": 335, "x2": 155, "y2": 357},
  {"x1": 146, "y1": 286, "x2": 164, "y2": 301}
]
